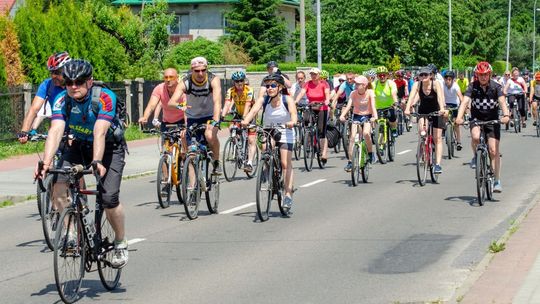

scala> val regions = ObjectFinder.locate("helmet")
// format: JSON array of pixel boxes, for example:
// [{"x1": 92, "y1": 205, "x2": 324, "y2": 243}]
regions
[
  {"x1": 367, "y1": 70, "x2": 377, "y2": 77},
  {"x1": 62, "y1": 59, "x2": 93, "y2": 81},
  {"x1": 231, "y1": 71, "x2": 246, "y2": 81},
  {"x1": 535, "y1": 72, "x2": 540, "y2": 81},
  {"x1": 266, "y1": 61, "x2": 278, "y2": 68},
  {"x1": 262, "y1": 73, "x2": 285, "y2": 87},
  {"x1": 320, "y1": 70, "x2": 329, "y2": 79},
  {"x1": 427, "y1": 63, "x2": 438, "y2": 74},
  {"x1": 376, "y1": 66, "x2": 388, "y2": 74},
  {"x1": 475, "y1": 61, "x2": 492, "y2": 75},
  {"x1": 47, "y1": 51, "x2": 71, "y2": 71},
  {"x1": 444, "y1": 71, "x2": 456, "y2": 79},
  {"x1": 395, "y1": 70, "x2": 403, "y2": 77}
]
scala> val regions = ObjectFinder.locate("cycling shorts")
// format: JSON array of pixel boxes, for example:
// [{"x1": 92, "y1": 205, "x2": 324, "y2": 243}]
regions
[
  {"x1": 352, "y1": 114, "x2": 372, "y2": 124},
  {"x1": 445, "y1": 104, "x2": 458, "y2": 119},
  {"x1": 471, "y1": 123, "x2": 501, "y2": 141}
]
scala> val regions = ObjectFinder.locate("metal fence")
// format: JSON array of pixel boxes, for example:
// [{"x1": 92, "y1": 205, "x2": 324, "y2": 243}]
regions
[{"x1": 0, "y1": 78, "x2": 235, "y2": 141}]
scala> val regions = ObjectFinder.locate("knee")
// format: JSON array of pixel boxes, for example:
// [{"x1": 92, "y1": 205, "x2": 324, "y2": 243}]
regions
[{"x1": 100, "y1": 192, "x2": 120, "y2": 209}]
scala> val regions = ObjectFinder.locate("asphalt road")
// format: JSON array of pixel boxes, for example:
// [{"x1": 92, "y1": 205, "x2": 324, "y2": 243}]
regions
[{"x1": 1, "y1": 123, "x2": 540, "y2": 304}]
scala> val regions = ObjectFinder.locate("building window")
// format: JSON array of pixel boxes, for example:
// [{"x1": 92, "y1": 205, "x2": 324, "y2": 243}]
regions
[
  {"x1": 222, "y1": 13, "x2": 230, "y2": 35},
  {"x1": 169, "y1": 14, "x2": 190, "y2": 35}
]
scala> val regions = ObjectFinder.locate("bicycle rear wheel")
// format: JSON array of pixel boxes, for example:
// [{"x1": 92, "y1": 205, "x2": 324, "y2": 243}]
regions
[
  {"x1": 303, "y1": 130, "x2": 314, "y2": 171},
  {"x1": 387, "y1": 128, "x2": 395, "y2": 162},
  {"x1": 205, "y1": 159, "x2": 220, "y2": 214},
  {"x1": 182, "y1": 157, "x2": 201, "y2": 220},
  {"x1": 175, "y1": 155, "x2": 184, "y2": 204},
  {"x1": 475, "y1": 149, "x2": 487, "y2": 205},
  {"x1": 361, "y1": 142, "x2": 370, "y2": 183},
  {"x1": 351, "y1": 144, "x2": 360, "y2": 186},
  {"x1": 97, "y1": 209, "x2": 121, "y2": 290},
  {"x1": 293, "y1": 126, "x2": 302, "y2": 160},
  {"x1": 445, "y1": 123, "x2": 454, "y2": 159},
  {"x1": 334, "y1": 122, "x2": 342, "y2": 154},
  {"x1": 156, "y1": 155, "x2": 172, "y2": 208},
  {"x1": 512, "y1": 108, "x2": 519, "y2": 133},
  {"x1": 255, "y1": 157, "x2": 272, "y2": 221},
  {"x1": 54, "y1": 208, "x2": 85, "y2": 304},
  {"x1": 416, "y1": 140, "x2": 428, "y2": 186},
  {"x1": 40, "y1": 175, "x2": 58, "y2": 250},
  {"x1": 222, "y1": 137, "x2": 238, "y2": 182},
  {"x1": 342, "y1": 122, "x2": 350, "y2": 159}
]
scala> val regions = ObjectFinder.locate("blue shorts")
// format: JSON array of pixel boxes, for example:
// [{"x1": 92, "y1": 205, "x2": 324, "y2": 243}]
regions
[{"x1": 352, "y1": 114, "x2": 372, "y2": 124}]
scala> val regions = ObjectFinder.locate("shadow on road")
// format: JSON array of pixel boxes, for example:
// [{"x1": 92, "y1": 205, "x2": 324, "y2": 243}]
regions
[{"x1": 32, "y1": 280, "x2": 127, "y2": 302}]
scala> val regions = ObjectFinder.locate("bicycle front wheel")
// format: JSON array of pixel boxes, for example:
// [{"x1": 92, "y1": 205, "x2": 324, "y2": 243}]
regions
[
  {"x1": 97, "y1": 209, "x2": 122, "y2": 290},
  {"x1": 429, "y1": 143, "x2": 439, "y2": 184},
  {"x1": 41, "y1": 174, "x2": 58, "y2": 251},
  {"x1": 182, "y1": 157, "x2": 201, "y2": 220},
  {"x1": 351, "y1": 144, "x2": 360, "y2": 186},
  {"x1": 361, "y1": 142, "x2": 370, "y2": 183},
  {"x1": 156, "y1": 155, "x2": 172, "y2": 208},
  {"x1": 416, "y1": 140, "x2": 428, "y2": 186},
  {"x1": 255, "y1": 157, "x2": 273, "y2": 221},
  {"x1": 222, "y1": 137, "x2": 238, "y2": 182},
  {"x1": 205, "y1": 159, "x2": 220, "y2": 214},
  {"x1": 54, "y1": 208, "x2": 85, "y2": 304},
  {"x1": 445, "y1": 123, "x2": 454, "y2": 159},
  {"x1": 303, "y1": 130, "x2": 314, "y2": 171},
  {"x1": 475, "y1": 149, "x2": 487, "y2": 205}
]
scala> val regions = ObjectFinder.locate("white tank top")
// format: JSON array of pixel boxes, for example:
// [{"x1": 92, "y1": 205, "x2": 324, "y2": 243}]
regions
[
  {"x1": 507, "y1": 78, "x2": 525, "y2": 95},
  {"x1": 262, "y1": 97, "x2": 295, "y2": 144}
]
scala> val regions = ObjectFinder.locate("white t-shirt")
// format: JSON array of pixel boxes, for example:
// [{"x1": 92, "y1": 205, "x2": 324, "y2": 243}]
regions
[
  {"x1": 262, "y1": 98, "x2": 295, "y2": 144},
  {"x1": 506, "y1": 77, "x2": 525, "y2": 95},
  {"x1": 443, "y1": 82, "x2": 461, "y2": 105}
]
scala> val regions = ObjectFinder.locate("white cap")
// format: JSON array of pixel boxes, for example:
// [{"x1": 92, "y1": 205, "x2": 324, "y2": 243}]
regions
[{"x1": 309, "y1": 67, "x2": 321, "y2": 74}]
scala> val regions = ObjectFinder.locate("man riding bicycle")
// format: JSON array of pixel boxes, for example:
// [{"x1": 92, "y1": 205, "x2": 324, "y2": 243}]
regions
[
  {"x1": 373, "y1": 66, "x2": 399, "y2": 138},
  {"x1": 35, "y1": 59, "x2": 129, "y2": 268}
]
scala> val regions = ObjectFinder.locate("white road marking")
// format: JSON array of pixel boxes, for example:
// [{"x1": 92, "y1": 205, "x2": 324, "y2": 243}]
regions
[
  {"x1": 127, "y1": 238, "x2": 146, "y2": 245},
  {"x1": 220, "y1": 202, "x2": 256, "y2": 214},
  {"x1": 300, "y1": 179, "x2": 326, "y2": 188},
  {"x1": 397, "y1": 149, "x2": 412, "y2": 155}
]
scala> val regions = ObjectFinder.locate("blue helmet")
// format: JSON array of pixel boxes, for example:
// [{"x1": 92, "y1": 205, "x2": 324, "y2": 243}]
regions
[{"x1": 231, "y1": 71, "x2": 246, "y2": 81}]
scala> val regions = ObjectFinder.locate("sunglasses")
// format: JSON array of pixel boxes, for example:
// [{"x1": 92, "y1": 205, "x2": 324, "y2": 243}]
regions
[
  {"x1": 377, "y1": 74, "x2": 387, "y2": 77},
  {"x1": 265, "y1": 83, "x2": 279, "y2": 89},
  {"x1": 234, "y1": 80, "x2": 244, "y2": 83},
  {"x1": 163, "y1": 75, "x2": 176, "y2": 81},
  {"x1": 193, "y1": 68, "x2": 207, "y2": 73},
  {"x1": 347, "y1": 78, "x2": 354, "y2": 81},
  {"x1": 339, "y1": 79, "x2": 345, "y2": 82},
  {"x1": 419, "y1": 73, "x2": 429, "y2": 77},
  {"x1": 51, "y1": 69, "x2": 62, "y2": 76},
  {"x1": 65, "y1": 78, "x2": 87, "y2": 86},
  {"x1": 504, "y1": 74, "x2": 510, "y2": 76}
]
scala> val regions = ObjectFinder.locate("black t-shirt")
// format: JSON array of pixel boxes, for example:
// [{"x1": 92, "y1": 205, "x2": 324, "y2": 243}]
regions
[{"x1": 465, "y1": 80, "x2": 503, "y2": 121}]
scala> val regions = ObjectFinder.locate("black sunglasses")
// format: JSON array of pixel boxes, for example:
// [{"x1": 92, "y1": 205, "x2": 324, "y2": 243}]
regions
[
  {"x1": 65, "y1": 78, "x2": 87, "y2": 86},
  {"x1": 419, "y1": 73, "x2": 429, "y2": 77},
  {"x1": 51, "y1": 69, "x2": 62, "y2": 76},
  {"x1": 265, "y1": 83, "x2": 278, "y2": 89},
  {"x1": 234, "y1": 80, "x2": 244, "y2": 83}
]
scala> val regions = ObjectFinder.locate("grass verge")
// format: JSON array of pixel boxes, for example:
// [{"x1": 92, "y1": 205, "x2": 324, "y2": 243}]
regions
[{"x1": 0, "y1": 200, "x2": 14, "y2": 208}]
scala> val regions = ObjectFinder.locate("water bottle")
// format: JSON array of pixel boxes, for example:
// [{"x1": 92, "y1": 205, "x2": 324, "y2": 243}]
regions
[
  {"x1": 189, "y1": 143, "x2": 198, "y2": 153},
  {"x1": 82, "y1": 206, "x2": 96, "y2": 247}
]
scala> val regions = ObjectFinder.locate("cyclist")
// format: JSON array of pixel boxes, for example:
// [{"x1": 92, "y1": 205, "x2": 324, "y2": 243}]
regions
[
  {"x1": 373, "y1": 66, "x2": 399, "y2": 138},
  {"x1": 406, "y1": 66, "x2": 446, "y2": 174},
  {"x1": 366, "y1": 70, "x2": 377, "y2": 83},
  {"x1": 168, "y1": 56, "x2": 223, "y2": 175},
  {"x1": 456, "y1": 72, "x2": 469, "y2": 94},
  {"x1": 394, "y1": 70, "x2": 409, "y2": 106},
  {"x1": 291, "y1": 71, "x2": 308, "y2": 106},
  {"x1": 530, "y1": 72, "x2": 540, "y2": 126},
  {"x1": 503, "y1": 67, "x2": 528, "y2": 128},
  {"x1": 294, "y1": 67, "x2": 331, "y2": 165},
  {"x1": 19, "y1": 52, "x2": 71, "y2": 143},
  {"x1": 455, "y1": 61, "x2": 510, "y2": 192},
  {"x1": 442, "y1": 71, "x2": 464, "y2": 150},
  {"x1": 35, "y1": 59, "x2": 129, "y2": 268},
  {"x1": 339, "y1": 76, "x2": 377, "y2": 171},
  {"x1": 258, "y1": 61, "x2": 292, "y2": 99},
  {"x1": 241, "y1": 73, "x2": 297, "y2": 209},
  {"x1": 331, "y1": 72, "x2": 355, "y2": 113},
  {"x1": 221, "y1": 71, "x2": 257, "y2": 173}
]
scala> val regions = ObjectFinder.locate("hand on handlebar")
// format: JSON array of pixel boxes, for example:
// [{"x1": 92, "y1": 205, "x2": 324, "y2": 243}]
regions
[{"x1": 500, "y1": 115, "x2": 510, "y2": 124}]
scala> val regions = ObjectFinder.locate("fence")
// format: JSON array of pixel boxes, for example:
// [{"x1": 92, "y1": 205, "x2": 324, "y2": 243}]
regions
[{"x1": 0, "y1": 77, "x2": 235, "y2": 141}]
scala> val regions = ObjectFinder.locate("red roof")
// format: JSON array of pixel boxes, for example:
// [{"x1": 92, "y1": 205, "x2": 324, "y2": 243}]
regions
[{"x1": 0, "y1": 0, "x2": 16, "y2": 15}]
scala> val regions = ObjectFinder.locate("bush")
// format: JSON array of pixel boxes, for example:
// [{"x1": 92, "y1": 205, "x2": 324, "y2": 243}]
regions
[
  {"x1": 246, "y1": 62, "x2": 373, "y2": 75},
  {"x1": 222, "y1": 40, "x2": 251, "y2": 65},
  {"x1": 163, "y1": 37, "x2": 224, "y2": 68}
]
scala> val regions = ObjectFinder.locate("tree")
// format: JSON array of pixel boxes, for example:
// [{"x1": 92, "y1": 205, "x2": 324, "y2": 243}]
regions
[{"x1": 225, "y1": 0, "x2": 288, "y2": 63}]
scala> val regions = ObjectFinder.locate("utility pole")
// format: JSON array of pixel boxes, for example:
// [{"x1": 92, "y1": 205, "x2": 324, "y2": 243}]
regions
[
  {"x1": 506, "y1": 0, "x2": 512, "y2": 71},
  {"x1": 300, "y1": 0, "x2": 306, "y2": 63},
  {"x1": 316, "y1": 0, "x2": 321, "y2": 70}
]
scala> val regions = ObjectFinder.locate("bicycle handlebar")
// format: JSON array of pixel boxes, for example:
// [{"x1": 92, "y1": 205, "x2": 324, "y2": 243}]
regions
[
  {"x1": 411, "y1": 111, "x2": 441, "y2": 117},
  {"x1": 462, "y1": 119, "x2": 500, "y2": 126}
]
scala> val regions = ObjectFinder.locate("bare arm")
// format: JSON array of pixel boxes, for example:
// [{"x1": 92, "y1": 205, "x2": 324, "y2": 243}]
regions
[
  {"x1": 21, "y1": 96, "x2": 46, "y2": 132},
  {"x1": 405, "y1": 82, "x2": 419, "y2": 113},
  {"x1": 211, "y1": 76, "x2": 222, "y2": 121},
  {"x1": 286, "y1": 95, "x2": 297, "y2": 127},
  {"x1": 92, "y1": 120, "x2": 111, "y2": 162},
  {"x1": 456, "y1": 96, "x2": 471, "y2": 123},
  {"x1": 331, "y1": 86, "x2": 345, "y2": 108},
  {"x1": 370, "y1": 90, "x2": 378, "y2": 120},
  {"x1": 294, "y1": 88, "x2": 307, "y2": 104},
  {"x1": 242, "y1": 95, "x2": 264, "y2": 124},
  {"x1": 153, "y1": 102, "x2": 162, "y2": 120},
  {"x1": 503, "y1": 81, "x2": 510, "y2": 95},
  {"x1": 340, "y1": 97, "x2": 353, "y2": 120},
  {"x1": 168, "y1": 81, "x2": 187, "y2": 108},
  {"x1": 42, "y1": 119, "x2": 65, "y2": 168},
  {"x1": 139, "y1": 95, "x2": 160, "y2": 123}
]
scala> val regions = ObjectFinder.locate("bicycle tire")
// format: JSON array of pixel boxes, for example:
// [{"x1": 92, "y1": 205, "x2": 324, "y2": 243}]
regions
[
  {"x1": 416, "y1": 140, "x2": 428, "y2": 186},
  {"x1": 222, "y1": 137, "x2": 238, "y2": 182},
  {"x1": 316, "y1": 132, "x2": 325, "y2": 169},
  {"x1": 41, "y1": 175, "x2": 58, "y2": 251},
  {"x1": 182, "y1": 157, "x2": 201, "y2": 220},
  {"x1": 405, "y1": 115, "x2": 412, "y2": 132},
  {"x1": 513, "y1": 108, "x2": 519, "y2": 133},
  {"x1": 204, "y1": 158, "x2": 220, "y2": 214},
  {"x1": 536, "y1": 116, "x2": 540, "y2": 137},
  {"x1": 255, "y1": 157, "x2": 272, "y2": 221},
  {"x1": 175, "y1": 154, "x2": 184, "y2": 204},
  {"x1": 397, "y1": 110, "x2": 404, "y2": 135},
  {"x1": 36, "y1": 181, "x2": 44, "y2": 217},
  {"x1": 274, "y1": 162, "x2": 286, "y2": 216},
  {"x1": 475, "y1": 149, "x2": 487, "y2": 205},
  {"x1": 374, "y1": 123, "x2": 387, "y2": 164},
  {"x1": 54, "y1": 207, "x2": 85, "y2": 304},
  {"x1": 245, "y1": 145, "x2": 259, "y2": 179},
  {"x1": 97, "y1": 208, "x2": 122, "y2": 290},
  {"x1": 445, "y1": 123, "x2": 453, "y2": 160},
  {"x1": 303, "y1": 129, "x2": 314, "y2": 171},
  {"x1": 334, "y1": 122, "x2": 342, "y2": 154},
  {"x1": 342, "y1": 122, "x2": 350, "y2": 159},
  {"x1": 351, "y1": 144, "x2": 360, "y2": 186},
  {"x1": 387, "y1": 128, "x2": 395, "y2": 162},
  {"x1": 361, "y1": 142, "x2": 369, "y2": 183},
  {"x1": 293, "y1": 126, "x2": 302, "y2": 160},
  {"x1": 156, "y1": 155, "x2": 172, "y2": 208},
  {"x1": 429, "y1": 142, "x2": 439, "y2": 183}
]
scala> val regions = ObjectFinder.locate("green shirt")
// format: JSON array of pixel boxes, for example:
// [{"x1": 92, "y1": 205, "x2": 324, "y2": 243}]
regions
[
  {"x1": 374, "y1": 80, "x2": 396, "y2": 109},
  {"x1": 456, "y1": 78, "x2": 469, "y2": 94}
]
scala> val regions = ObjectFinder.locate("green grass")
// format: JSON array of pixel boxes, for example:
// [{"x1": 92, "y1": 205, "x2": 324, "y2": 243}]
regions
[
  {"x1": 0, "y1": 124, "x2": 156, "y2": 160},
  {"x1": 489, "y1": 241, "x2": 506, "y2": 253},
  {"x1": 0, "y1": 200, "x2": 14, "y2": 208}
]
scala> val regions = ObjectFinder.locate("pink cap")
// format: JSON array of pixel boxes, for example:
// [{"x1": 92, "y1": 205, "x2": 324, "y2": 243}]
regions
[
  {"x1": 191, "y1": 57, "x2": 208, "y2": 68},
  {"x1": 354, "y1": 76, "x2": 368, "y2": 84}
]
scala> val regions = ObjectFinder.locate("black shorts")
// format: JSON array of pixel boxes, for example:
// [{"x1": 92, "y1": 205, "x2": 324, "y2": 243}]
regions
[
  {"x1": 377, "y1": 107, "x2": 397, "y2": 123},
  {"x1": 55, "y1": 140, "x2": 126, "y2": 209},
  {"x1": 472, "y1": 123, "x2": 501, "y2": 141},
  {"x1": 533, "y1": 96, "x2": 540, "y2": 103}
]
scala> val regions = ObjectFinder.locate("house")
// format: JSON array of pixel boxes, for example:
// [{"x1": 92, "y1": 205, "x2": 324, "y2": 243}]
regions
[{"x1": 111, "y1": 0, "x2": 300, "y2": 61}]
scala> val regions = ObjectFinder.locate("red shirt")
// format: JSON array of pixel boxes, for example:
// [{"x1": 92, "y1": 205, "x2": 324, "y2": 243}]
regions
[{"x1": 303, "y1": 80, "x2": 329, "y2": 110}]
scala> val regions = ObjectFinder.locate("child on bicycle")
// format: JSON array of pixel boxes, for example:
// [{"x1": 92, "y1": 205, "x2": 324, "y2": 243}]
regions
[{"x1": 339, "y1": 76, "x2": 377, "y2": 172}]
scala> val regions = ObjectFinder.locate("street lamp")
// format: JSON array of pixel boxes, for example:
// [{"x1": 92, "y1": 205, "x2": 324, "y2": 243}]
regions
[
  {"x1": 533, "y1": 0, "x2": 540, "y2": 72},
  {"x1": 506, "y1": 0, "x2": 512, "y2": 71},
  {"x1": 449, "y1": 0, "x2": 452, "y2": 71}
]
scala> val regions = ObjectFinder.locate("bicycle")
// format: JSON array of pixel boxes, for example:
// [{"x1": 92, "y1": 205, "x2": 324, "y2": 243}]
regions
[
  {"x1": 465, "y1": 119, "x2": 499, "y2": 205},
  {"x1": 412, "y1": 111, "x2": 441, "y2": 186},
  {"x1": 536, "y1": 105, "x2": 540, "y2": 137},
  {"x1": 253, "y1": 124, "x2": 290, "y2": 221},
  {"x1": 350, "y1": 120, "x2": 371, "y2": 186},
  {"x1": 221, "y1": 119, "x2": 259, "y2": 182},
  {"x1": 373, "y1": 108, "x2": 396, "y2": 164},
  {"x1": 444, "y1": 106, "x2": 459, "y2": 159},
  {"x1": 182, "y1": 123, "x2": 220, "y2": 220},
  {"x1": 144, "y1": 126, "x2": 185, "y2": 208},
  {"x1": 334, "y1": 105, "x2": 351, "y2": 159},
  {"x1": 302, "y1": 104, "x2": 326, "y2": 171},
  {"x1": 506, "y1": 94, "x2": 522, "y2": 133},
  {"x1": 395, "y1": 101, "x2": 411, "y2": 135},
  {"x1": 47, "y1": 163, "x2": 121, "y2": 304}
]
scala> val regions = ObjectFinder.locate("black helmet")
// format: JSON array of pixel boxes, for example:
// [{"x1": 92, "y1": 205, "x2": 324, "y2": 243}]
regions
[
  {"x1": 266, "y1": 61, "x2": 278, "y2": 68},
  {"x1": 427, "y1": 63, "x2": 438, "y2": 74},
  {"x1": 445, "y1": 71, "x2": 456, "y2": 79},
  {"x1": 62, "y1": 59, "x2": 93, "y2": 81},
  {"x1": 263, "y1": 73, "x2": 285, "y2": 87}
]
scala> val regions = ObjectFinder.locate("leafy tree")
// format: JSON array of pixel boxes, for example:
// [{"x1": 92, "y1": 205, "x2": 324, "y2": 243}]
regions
[
  {"x1": 163, "y1": 37, "x2": 224, "y2": 68},
  {"x1": 225, "y1": 0, "x2": 288, "y2": 63}
]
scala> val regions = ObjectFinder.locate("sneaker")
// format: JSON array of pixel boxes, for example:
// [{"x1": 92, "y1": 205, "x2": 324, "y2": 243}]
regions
[
  {"x1": 433, "y1": 164, "x2": 442, "y2": 174},
  {"x1": 368, "y1": 153, "x2": 374, "y2": 164},
  {"x1": 344, "y1": 161, "x2": 352, "y2": 172},
  {"x1": 244, "y1": 163, "x2": 253, "y2": 173},
  {"x1": 493, "y1": 180, "x2": 502, "y2": 193},
  {"x1": 534, "y1": 121, "x2": 538, "y2": 127},
  {"x1": 111, "y1": 240, "x2": 129, "y2": 269},
  {"x1": 456, "y1": 143, "x2": 462, "y2": 151},
  {"x1": 407, "y1": 122, "x2": 413, "y2": 129},
  {"x1": 523, "y1": 122, "x2": 527, "y2": 128},
  {"x1": 160, "y1": 184, "x2": 169, "y2": 196},
  {"x1": 321, "y1": 157, "x2": 327, "y2": 165},
  {"x1": 212, "y1": 160, "x2": 222, "y2": 175},
  {"x1": 283, "y1": 196, "x2": 293, "y2": 211},
  {"x1": 509, "y1": 121, "x2": 514, "y2": 128},
  {"x1": 469, "y1": 157, "x2": 476, "y2": 169}
]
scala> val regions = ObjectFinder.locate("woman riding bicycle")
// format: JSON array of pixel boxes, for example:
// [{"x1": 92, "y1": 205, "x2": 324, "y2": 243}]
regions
[
  {"x1": 242, "y1": 74, "x2": 297, "y2": 209},
  {"x1": 339, "y1": 76, "x2": 377, "y2": 172},
  {"x1": 294, "y1": 67, "x2": 331, "y2": 165},
  {"x1": 405, "y1": 66, "x2": 447, "y2": 174}
]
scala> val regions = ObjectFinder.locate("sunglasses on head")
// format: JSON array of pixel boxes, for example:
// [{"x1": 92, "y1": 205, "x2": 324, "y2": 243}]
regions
[
  {"x1": 265, "y1": 83, "x2": 279, "y2": 89},
  {"x1": 65, "y1": 78, "x2": 87, "y2": 86},
  {"x1": 163, "y1": 75, "x2": 176, "y2": 81},
  {"x1": 193, "y1": 68, "x2": 207, "y2": 73}
]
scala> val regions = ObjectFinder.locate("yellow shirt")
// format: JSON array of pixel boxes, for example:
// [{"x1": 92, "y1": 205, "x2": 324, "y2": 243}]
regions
[
  {"x1": 456, "y1": 78, "x2": 469, "y2": 94},
  {"x1": 225, "y1": 85, "x2": 254, "y2": 115}
]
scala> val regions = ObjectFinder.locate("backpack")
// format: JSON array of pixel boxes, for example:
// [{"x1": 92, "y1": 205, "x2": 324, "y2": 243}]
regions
[
  {"x1": 261, "y1": 94, "x2": 289, "y2": 119},
  {"x1": 185, "y1": 72, "x2": 215, "y2": 96}
]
